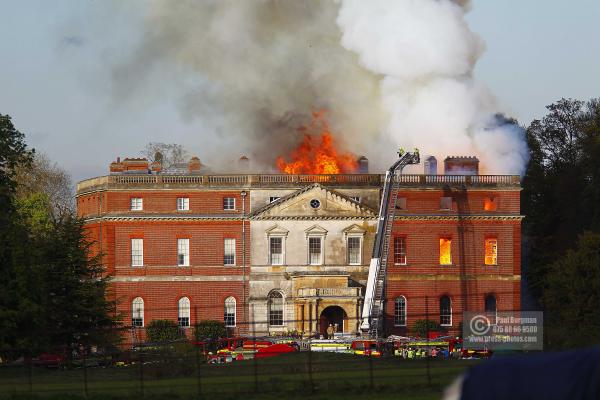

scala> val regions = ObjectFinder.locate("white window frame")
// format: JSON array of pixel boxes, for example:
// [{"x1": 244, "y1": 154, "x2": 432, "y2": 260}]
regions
[
  {"x1": 130, "y1": 197, "x2": 143, "y2": 211},
  {"x1": 269, "y1": 236, "x2": 285, "y2": 266},
  {"x1": 268, "y1": 290, "x2": 284, "y2": 327},
  {"x1": 269, "y1": 196, "x2": 280, "y2": 204},
  {"x1": 224, "y1": 296, "x2": 236, "y2": 327},
  {"x1": 177, "y1": 238, "x2": 190, "y2": 267},
  {"x1": 440, "y1": 296, "x2": 452, "y2": 327},
  {"x1": 178, "y1": 297, "x2": 191, "y2": 327},
  {"x1": 132, "y1": 297, "x2": 144, "y2": 327},
  {"x1": 307, "y1": 235, "x2": 324, "y2": 265},
  {"x1": 224, "y1": 238, "x2": 236, "y2": 266},
  {"x1": 223, "y1": 197, "x2": 236, "y2": 210},
  {"x1": 347, "y1": 235, "x2": 362, "y2": 265},
  {"x1": 394, "y1": 296, "x2": 407, "y2": 327},
  {"x1": 177, "y1": 197, "x2": 190, "y2": 211},
  {"x1": 131, "y1": 238, "x2": 144, "y2": 267},
  {"x1": 394, "y1": 236, "x2": 407, "y2": 265}
]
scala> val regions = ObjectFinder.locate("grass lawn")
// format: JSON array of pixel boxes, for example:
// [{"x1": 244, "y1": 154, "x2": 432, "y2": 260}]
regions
[{"x1": 0, "y1": 353, "x2": 479, "y2": 400}]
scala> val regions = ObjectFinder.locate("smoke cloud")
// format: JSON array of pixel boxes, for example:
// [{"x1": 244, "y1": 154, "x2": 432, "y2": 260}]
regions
[
  {"x1": 336, "y1": 0, "x2": 528, "y2": 174},
  {"x1": 113, "y1": 0, "x2": 527, "y2": 174}
]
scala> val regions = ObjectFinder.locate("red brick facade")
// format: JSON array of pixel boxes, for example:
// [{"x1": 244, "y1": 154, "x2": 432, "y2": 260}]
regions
[{"x1": 77, "y1": 166, "x2": 521, "y2": 341}]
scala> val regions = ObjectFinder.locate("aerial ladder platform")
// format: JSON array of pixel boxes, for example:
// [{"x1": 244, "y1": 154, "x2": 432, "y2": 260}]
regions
[{"x1": 360, "y1": 149, "x2": 420, "y2": 338}]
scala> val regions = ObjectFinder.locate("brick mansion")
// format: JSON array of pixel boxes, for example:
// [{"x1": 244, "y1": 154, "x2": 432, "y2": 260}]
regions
[{"x1": 76, "y1": 155, "x2": 522, "y2": 341}]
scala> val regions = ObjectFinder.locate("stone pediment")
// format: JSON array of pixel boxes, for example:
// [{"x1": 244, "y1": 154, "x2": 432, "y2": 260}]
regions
[
  {"x1": 250, "y1": 184, "x2": 377, "y2": 220},
  {"x1": 304, "y1": 224, "x2": 328, "y2": 237},
  {"x1": 342, "y1": 224, "x2": 367, "y2": 236},
  {"x1": 265, "y1": 225, "x2": 289, "y2": 236}
]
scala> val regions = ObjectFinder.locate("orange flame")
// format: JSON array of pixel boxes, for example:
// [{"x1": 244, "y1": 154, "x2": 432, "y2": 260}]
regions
[{"x1": 276, "y1": 111, "x2": 358, "y2": 174}]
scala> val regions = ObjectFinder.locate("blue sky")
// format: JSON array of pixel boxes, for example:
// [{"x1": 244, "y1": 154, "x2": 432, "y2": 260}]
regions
[{"x1": 0, "y1": 0, "x2": 599, "y2": 182}]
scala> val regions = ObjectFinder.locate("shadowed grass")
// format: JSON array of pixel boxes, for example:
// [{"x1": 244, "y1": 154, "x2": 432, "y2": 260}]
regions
[{"x1": 0, "y1": 353, "x2": 478, "y2": 400}]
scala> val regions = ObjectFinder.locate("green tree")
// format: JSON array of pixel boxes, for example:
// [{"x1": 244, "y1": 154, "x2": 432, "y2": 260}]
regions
[
  {"x1": 146, "y1": 320, "x2": 185, "y2": 343},
  {"x1": 0, "y1": 114, "x2": 34, "y2": 359},
  {"x1": 15, "y1": 152, "x2": 74, "y2": 218},
  {"x1": 0, "y1": 115, "x2": 120, "y2": 360},
  {"x1": 522, "y1": 98, "x2": 600, "y2": 299},
  {"x1": 543, "y1": 232, "x2": 600, "y2": 349},
  {"x1": 193, "y1": 320, "x2": 227, "y2": 340}
]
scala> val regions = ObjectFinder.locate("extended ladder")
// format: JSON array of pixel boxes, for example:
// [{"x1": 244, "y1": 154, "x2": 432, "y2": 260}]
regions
[{"x1": 361, "y1": 149, "x2": 420, "y2": 337}]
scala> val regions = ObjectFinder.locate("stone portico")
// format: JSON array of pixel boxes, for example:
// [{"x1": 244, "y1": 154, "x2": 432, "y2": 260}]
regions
[
  {"x1": 248, "y1": 183, "x2": 377, "y2": 336},
  {"x1": 292, "y1": 275, "x2": 362, "y2": 335}
]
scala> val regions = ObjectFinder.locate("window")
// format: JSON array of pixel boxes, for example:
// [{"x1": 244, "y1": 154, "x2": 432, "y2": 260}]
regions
[
  {"x1": 177, "y1": 238, "x2": 190, "y2": 266},
  {"x1": 269, "y1": 196, "x2": 280, "y2": 204},
  {"x1": 130, "y1": 197, "x2": 143, "y2": 211},
  {"x1": 177, "y1": 197, "x2": 189, "y2": 211},
  {"x1": 224, "y1": 238, "x2": 236, "y2": 265},
  {"x1": 394, "y1": 237, "x2": 406, "y2": 265},
  {"x1": 397, "y1": 197, "x2": 407, "y2": 210},
  {"x1": 178, "y1": 297, "x2": 190, "y2": 327},
  {"x1": 484, "y1": 196, "x2": 497, "y2": 211},
  {"x1": 394, "y1": 296, "x2": 407, "y2": 326},
  {"x1": 350, "y1": 196, "x2": 361, "y2": 203},
  {"x1": 485, "y1": 238, "x2": 498, "y2": 265},
  {"x1": 132, "y1": 297, "x2": 144, "y2": 327},
  {"x1": 224, "y1": 296, "x2": 236, "y2": 327},
  {"x1": 440, "y1": 197, "x2": 452, "y2": 210},
  {"x1": 308, "y1": 236, "x2": 323, "y2": 265},
  {"x1": 440, "y1": 296, "x2": 452, "y2": 326},
  {"x1": 439, "y1": 238, "x2": 452, "y2": 265},
  {"x1": 223, "y1": 197, "x2": 235, "y2": 210},
  {"x1": 485, "y1": 295, "x2": 497, "y2": 325},
  {"x1": 268, "y1": 291, "x2": 284, "y2": 326},
  {"x1": 270, "y1": 237, "x2": 284, "y2": 265},
  {"x1": 309, "y1": 199, "x2": 321, "y2": 209},
  {"x1": 347, "y1": 236, "x2": 362, "y2": 265},
  {"x1": 131, "y1": 238, "x2": 143, "y2": 267}
]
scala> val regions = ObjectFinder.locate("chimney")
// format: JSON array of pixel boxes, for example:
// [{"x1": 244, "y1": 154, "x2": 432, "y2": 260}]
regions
[
  {"x1": 238, "y1": 155, "x2": 250, "y2": 171},
  {"x1": 150, "y1": 161, "x2": 162, "y2": 173},
  {"x1": 109, "y1": 157, "x2": 124, "y2": 174},
  {"x1": 122, "y1": 158, "x2": 149, "y2": 172},
  {"x1": 444, "y1": 156, "x2": 479, "y2": 175},
  {"x1": 357, "y1": 156, "x2": 369, "y2": 173},
  {"x1": 424, "y1": 156, "x2": 437, "y2": 175},
  {"x1": 188, "y1": 156, "x2": 202, "y2": 174}
]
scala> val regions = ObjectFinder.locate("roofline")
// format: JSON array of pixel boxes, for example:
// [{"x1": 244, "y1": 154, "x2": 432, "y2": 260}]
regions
[{"x1": 76, "y1": 173, "x2": 521, "y2": 195}]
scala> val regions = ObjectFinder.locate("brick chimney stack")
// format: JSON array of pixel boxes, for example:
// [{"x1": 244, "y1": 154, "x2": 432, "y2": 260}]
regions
[
  {"x1": 150, "y1": 161, "x2": 162, "y2": 173},
  {"x1": 188, "y1": 156, "x2": 202, "y2": 173},
  {"x1": 444, "y1": 156, "x2": 479, "y2": 175}
]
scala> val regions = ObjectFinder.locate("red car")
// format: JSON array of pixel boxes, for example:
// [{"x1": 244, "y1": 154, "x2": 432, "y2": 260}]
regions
[{"x1": 32, "y1": 353, "x2": 66, "y2": 368}]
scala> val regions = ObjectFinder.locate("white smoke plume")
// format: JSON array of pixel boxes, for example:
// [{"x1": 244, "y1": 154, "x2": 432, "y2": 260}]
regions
[
  {"x1": 113, "y1": 0, "x2": 527, "y2": 174},
  {"x1": 336, "y1": 0, "x2": 528, "y2": 174}
]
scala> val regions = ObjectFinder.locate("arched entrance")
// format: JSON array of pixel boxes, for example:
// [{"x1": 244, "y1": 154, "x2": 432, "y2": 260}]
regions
[{"x1": 319, "y1": 306, "x2": 347, "y2": 337}]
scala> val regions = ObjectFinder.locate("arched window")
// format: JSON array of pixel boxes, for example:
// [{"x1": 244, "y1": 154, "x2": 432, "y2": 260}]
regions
[
  {"x1": 394, "y1": 296, "x2": 407, "y2": 326},
  {"x1": 224, "y1": 296, "x2": 236, "y2": 327},
  {"x1": 485, "y1": 294, "x2": 497, "y2": 324},
  {"x1": 132, "y1": 297, "x2": 144, "y2": 327},
  {"x1": 268, "y1": 291, "x2": 284, "y2": 326},
  {"x1": 440, "y1": 296, "x2": 452, "y2": 326},
  {"x1": 178, "y1": 297, "x2": 190, "y2": 327}
]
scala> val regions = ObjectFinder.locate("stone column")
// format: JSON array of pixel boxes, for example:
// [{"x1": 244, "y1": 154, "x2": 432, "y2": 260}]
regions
[
  {"x1": 308, "y1": 301, "x2": 313, "y2": 337},
  {"x1": 314, "y1": 300, "x2": 320, "y2": 335}
]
